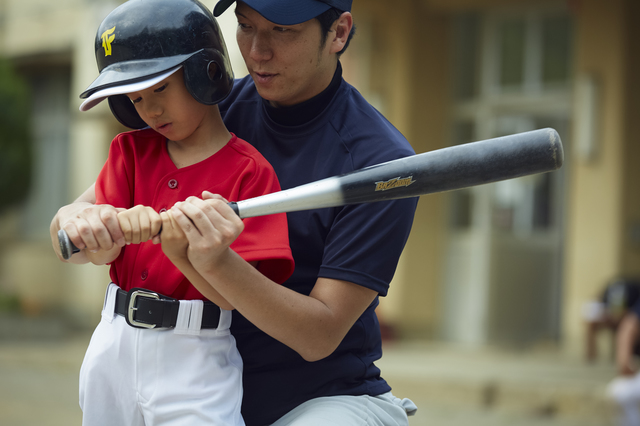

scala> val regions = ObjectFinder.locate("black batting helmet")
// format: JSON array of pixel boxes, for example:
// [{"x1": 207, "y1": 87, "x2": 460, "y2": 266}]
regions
[{"x1": 79, "y1": 0, "x2": 233, "y2": 129}]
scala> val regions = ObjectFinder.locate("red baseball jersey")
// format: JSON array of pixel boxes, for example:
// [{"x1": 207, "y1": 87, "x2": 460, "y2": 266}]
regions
[{"x1": 95, "y1": 129, "x2": 294, "y2": 300}]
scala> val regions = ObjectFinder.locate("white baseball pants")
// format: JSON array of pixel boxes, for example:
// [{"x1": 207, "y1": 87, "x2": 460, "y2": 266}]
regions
[{"x1": 79, "y1": 283, "x2": 244, "y2": 426}]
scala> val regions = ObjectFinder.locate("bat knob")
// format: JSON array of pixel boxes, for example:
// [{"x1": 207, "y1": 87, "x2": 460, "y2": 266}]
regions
[{"x1": 58, "y1": 229, "x2": 80, "y2": 260}]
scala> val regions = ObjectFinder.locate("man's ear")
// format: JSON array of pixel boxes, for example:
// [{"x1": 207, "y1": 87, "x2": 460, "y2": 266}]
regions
[{"x1": 329, "y1": 12, "x2": 353, "y2": 54}]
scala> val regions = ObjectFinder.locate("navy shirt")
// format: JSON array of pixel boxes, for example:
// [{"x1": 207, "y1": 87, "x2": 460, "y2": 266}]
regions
[{"x1": 219, "y1": 67, "x2": 418, "y2": 426}]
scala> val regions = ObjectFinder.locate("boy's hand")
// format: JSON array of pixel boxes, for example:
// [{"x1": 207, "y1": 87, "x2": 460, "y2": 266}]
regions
[
  {"x1": 54, "y1": 203, "x2": 126, "y2": 262},
  {"x1": 159, "y1": 210, "x2": 189, "y2": 262},
  {"x1": 117, "y1": 205, "x2": 162, "y2": 245}
]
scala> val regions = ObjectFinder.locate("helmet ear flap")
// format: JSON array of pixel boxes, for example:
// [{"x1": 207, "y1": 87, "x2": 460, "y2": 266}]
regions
[
  {"x1": 207, "y1": 61, "x2": 223, "y2": 82},
  {"x1": 183, "y1": 49, "x2": 234, "y2": 105},
  {"x1": 108, "y1": 95, "x2": 148, "y2": 129}
]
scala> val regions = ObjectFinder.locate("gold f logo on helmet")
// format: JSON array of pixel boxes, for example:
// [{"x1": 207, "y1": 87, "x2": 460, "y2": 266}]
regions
[{"x1": 101, "y1": 26, "x2": 116, "y2": 56}]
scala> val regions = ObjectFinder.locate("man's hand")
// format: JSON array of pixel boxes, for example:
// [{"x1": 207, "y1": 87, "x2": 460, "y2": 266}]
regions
[
  {"x1": 169, "y1": 193, "x2": 244, "y2": 275},
  {"x1": 158, "y1": 210, "x2": 189, "y2": 263}
]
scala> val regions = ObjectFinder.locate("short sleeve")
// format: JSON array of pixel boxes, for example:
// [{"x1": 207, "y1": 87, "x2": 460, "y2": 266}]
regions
[
  {"x1": 318, "y1": 196, "x2": 418, "y2": 296},
  {"x1": 95, "y1": 136, "x2": 134, "y2": 209}
]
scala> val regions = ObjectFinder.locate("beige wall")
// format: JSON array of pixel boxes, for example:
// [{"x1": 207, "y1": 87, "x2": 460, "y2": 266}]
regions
[
  {"x1": 622, "y1": 0, "x2": 640, "y2": 276},
  {"x1": 394, "y1": 3, "x2": 450, "y2": 337},
  {"x1": 1, "y1": 0, "x2": 638, "y2": 350},
  {"x1": 562, "y1": 0, "x2": 628, "y2": 355},
  {"x1": 381, "y1": 0, "x2": 639, "y2": 353},
  {"x1": 346, "y1": 0, "x2": 450, "y2": 337},
  {"x1": 363, "y1": 0, "x2": 638, "y2": 349},
  {"x1": 423, "y1": 0, "x2": 560, "y2": 10}
]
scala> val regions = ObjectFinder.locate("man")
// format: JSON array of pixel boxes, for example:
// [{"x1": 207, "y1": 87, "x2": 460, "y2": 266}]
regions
[{"x1": 51, "y1": 1, "x2": 419, "y2": 424}]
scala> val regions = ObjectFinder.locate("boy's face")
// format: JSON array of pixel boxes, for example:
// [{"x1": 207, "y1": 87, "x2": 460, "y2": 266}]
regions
[
  {"x1": 235, "y1": 1, "x2": 338, "y2": 107},
  {"x1": 126, "y1": 69, "x2": 211, "y2": 142}
]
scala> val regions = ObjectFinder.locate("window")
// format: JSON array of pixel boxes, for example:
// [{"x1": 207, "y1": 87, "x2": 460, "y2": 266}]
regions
[
  {"x1": 450, "y1": 9, "x2": 572, "y2": 235},
  {"x1": 498, "y1": 18, "x2": 526, "y2": 89},
  {"x1": 21, "y1": 65, "x2": 71, "y2": 239}
]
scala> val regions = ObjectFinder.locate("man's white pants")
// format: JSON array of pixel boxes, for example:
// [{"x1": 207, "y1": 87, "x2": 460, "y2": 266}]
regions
[
  {"x1": 270, "y1": 392, "x2": 417, "y2": 426},
  {"x1": 79, "y1": 284, "x2": 244, "y2": 426}
]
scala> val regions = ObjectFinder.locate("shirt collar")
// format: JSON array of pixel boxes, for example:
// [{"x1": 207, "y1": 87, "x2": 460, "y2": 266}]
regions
[{"x1": 263, "y1": 62, "x2": 343, "y2": 127}]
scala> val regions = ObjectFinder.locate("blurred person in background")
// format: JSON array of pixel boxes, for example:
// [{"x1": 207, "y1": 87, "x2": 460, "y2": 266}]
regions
[
  {"x1": 606, "y1": 278, "x2": 640, "y2": 426},
  {"x1": 583, "y1": 278, "x2": 640, "y2": 362}
]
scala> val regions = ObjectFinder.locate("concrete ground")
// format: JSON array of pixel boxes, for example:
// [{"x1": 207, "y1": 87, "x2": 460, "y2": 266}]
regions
[
  {"x1": 379, "y1": 341, "x2": 620, "y2": 426},
  {"x1": 0, "y1": 319, "x2": 624, "y2": 426},
  {"x1": 0, "y1": 333, "x2": 87, "y2": 425}
]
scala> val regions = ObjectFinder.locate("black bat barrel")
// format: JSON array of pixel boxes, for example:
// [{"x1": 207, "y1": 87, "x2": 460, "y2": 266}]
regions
[{"x1": 338, "y1": 127, "x2": 563, "y2": 205}]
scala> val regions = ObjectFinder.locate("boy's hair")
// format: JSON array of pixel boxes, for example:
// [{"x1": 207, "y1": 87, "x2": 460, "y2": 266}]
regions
[{"x1": 316, "y1": 8, "x2": 356, "y2": 56}]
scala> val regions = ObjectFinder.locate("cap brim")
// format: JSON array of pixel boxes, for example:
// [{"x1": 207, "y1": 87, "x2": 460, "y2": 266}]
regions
[
  {"x1": 79, "y1": 66, "x2": 182, "y2": 112},
  {"x1": 213, "y1": 0, "x2": 236, "y2": 17}
]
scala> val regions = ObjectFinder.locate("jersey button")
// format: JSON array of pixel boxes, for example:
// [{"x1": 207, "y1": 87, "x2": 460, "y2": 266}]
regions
[
  {"x1": 141, "y1": 269, "x2": 149, "y2": 281},
  {"x1": 168, "y1": 179, "x2": 178, "y2": 189}
]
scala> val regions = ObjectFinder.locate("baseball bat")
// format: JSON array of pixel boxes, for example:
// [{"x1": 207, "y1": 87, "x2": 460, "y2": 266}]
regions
[{"x1": 58, "y1": 127, "x2": 563, "y2": 260}]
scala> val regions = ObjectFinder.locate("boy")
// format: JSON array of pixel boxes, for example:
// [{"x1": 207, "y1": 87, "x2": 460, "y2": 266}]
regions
[{"x1": 72, "y1": 0, "x2": 294, "y2": 425}]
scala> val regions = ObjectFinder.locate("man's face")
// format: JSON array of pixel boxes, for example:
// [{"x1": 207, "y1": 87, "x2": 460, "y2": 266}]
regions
[{"x1": 235, "y1": 1, "x2": 337, "y2": 107}]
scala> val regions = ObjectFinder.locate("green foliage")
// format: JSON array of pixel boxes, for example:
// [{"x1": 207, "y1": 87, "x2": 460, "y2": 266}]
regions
[
  {"x1": 0, "y1": 292, "x2": 20, "y2": 313},
  {"x1": 0, "y1": 58, "x2": 32, "y2": 213}
]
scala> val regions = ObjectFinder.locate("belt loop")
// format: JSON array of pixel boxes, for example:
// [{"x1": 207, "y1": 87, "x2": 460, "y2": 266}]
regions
[
  {"x1": 102, "y1": 283, "x2": 118, "y2": 323},
  {"x1": 188, "y1": 300, "x2": 203, "y2": 334},
  {"x1": 175, "y1": 301, "x2": 192, "y2": 334},
  {"x1": 175, "y1": 300, "x2": 203, "y2": 335},
  {"x1": 217, "y1": 308, "x2": 232, "y2": 331}
]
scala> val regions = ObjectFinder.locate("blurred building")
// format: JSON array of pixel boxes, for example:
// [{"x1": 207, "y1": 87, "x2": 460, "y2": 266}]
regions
[{"x1": 0, "y1": 0, "x2": 638, "y2": 357}]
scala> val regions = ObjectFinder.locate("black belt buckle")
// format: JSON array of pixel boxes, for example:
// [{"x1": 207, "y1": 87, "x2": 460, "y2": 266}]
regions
[{"x1": 125, "y1": 288, "x2": 160, "y2": 329}]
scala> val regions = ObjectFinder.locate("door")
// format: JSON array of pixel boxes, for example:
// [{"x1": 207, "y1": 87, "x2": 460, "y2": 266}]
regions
[{"x1": 441, "y1": 8, "x2": 572, "y2": 346}]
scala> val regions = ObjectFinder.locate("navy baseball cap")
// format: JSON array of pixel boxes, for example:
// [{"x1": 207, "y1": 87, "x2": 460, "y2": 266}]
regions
[{"x1": 214, "y1": 0, "x2": 352, "y2": 25}]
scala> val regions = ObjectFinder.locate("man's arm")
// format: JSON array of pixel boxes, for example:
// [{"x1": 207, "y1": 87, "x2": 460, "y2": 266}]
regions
[
  {"x1": 170, "y1": 196, "x2": 378, "y2": 362},
  {"x1": 50, "y1": 183, "x2": 126, "y2": 263},
  {"x1": 159, "y1": 210, "x2": 235, "y2": 311},
  {"x1": 207, "y1": 254, "x2": 376, "y2": 362}
]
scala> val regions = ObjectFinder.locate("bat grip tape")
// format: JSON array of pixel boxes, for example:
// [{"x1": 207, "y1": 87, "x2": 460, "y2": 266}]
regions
[{"x1": 227, "y1": 202, "x2": 239, "y2": 217}]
